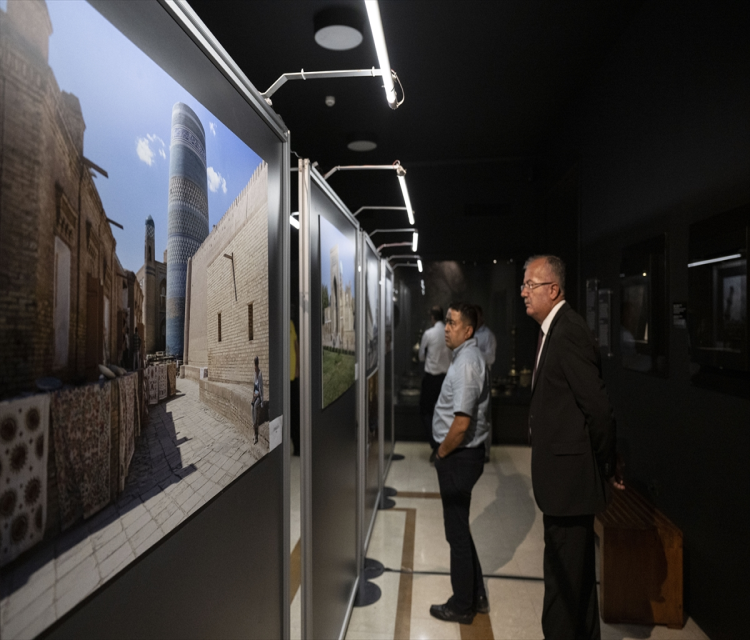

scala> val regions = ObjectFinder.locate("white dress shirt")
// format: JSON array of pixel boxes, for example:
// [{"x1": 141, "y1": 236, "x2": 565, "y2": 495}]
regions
[
  {"x1": 474, "y1": 324, "x2": 497, "y2": 368},
  {"x1": 535, "y1": 299, "x2": 567, "y2": 372},
  {"x1": 419, "y1": 321, "x2": 451, "y2": 375}
]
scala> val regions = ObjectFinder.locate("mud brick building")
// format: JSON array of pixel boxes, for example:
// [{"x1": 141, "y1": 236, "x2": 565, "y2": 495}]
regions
[
  {"x1": 136, "y1": 216, "x2": 167, "y2": 355},
  {"x1": 183, "y1": 163, "x2": 270, "y2": 437},
  {"x1": 0, "y1": 0, "x2": 129, "y2": 398}
]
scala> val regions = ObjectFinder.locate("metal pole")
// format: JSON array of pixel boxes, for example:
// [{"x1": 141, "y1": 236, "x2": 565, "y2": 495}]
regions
[
  {"x1": 262, "y1": 68, "x2": 384, "y2": 99},
  {"x1": 352, "y1": 206, "x2": 407, "y2": 218},
  {"x1": 299, "y1": 158, "x2": 314, "y2": 640},
  {"x1": 281, "y1": 135, "x2": 291, "y2": 640},
  {"x1": 324, "y1": 164, "x2": 402, "y2": 180},
  {"x1": 369, "y1": 228, "x2": 415, "y2": 237},
  {"x1": 376, "y1": 241, "x2": 412, "y2": 252}
]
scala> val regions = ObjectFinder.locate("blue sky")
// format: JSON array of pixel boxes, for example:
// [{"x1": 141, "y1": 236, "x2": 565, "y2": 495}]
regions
[
  {"x1": 44, "y1": 1, "x2": 263, "y2": 273},
  {"x1": 320, "y1": 216, "x2": 356, "y2": 303}
]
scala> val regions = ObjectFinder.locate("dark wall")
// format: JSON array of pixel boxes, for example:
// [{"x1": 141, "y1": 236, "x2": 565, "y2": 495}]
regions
[{"x1": 540, "y1": 1, "x2": 750, "y2": 637}]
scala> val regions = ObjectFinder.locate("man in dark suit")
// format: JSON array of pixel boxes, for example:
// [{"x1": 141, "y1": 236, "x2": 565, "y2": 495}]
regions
[{"x1": 521, "y1": 255, "x2": 623, "y2": 640}]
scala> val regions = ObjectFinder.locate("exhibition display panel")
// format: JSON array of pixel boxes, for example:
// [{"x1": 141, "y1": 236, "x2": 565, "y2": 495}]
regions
[
  {"x1": 298, "y1": 160, "x2": 360, "y2": 640},
  {"x1": 361, "y1": 234, "x2": 382, "y2": 548},
  {"x1": 381, "y1": 260, "x2": 396, "y2": 473},
  {"x1": 0, "y1": 1, "x2": 289, "y2": 638}
]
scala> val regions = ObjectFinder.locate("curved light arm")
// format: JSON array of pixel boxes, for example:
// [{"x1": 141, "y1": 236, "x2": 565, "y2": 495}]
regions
[{"x1": 261, "y1": 68, "x2": 383, "y2": 100}]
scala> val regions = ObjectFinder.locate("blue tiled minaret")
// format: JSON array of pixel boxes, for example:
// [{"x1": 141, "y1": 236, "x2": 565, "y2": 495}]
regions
[{"x1": 166, "y1": 102, "x2": 208, "y2": 357}]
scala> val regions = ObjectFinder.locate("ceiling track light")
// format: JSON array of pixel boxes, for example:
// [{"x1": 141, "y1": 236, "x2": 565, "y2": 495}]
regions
[
  {"x1": 324, "y1": 161, "x2": 415, "y2": 225},
  {"x1": 261, "y1": 1, "x2": 403, "y2": 109},
  {"x1": 412, "y1": 232, "x2": 419, "y2": 252}
]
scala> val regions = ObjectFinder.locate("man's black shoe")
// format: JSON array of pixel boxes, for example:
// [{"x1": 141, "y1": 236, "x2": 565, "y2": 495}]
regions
[
  {"x1": 476, "y1": 594, "x2": 490, "y2": 614},
  {"x1": 429, "y1": 603, "x2": 474, "y2": 625}
]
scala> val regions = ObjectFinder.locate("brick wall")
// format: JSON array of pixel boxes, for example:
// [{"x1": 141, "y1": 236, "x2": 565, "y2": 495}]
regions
[
  {"x1": 0, "y1": 4, "x2": 126, "y2": 397},
  {"x1": 187, "y1": 163, "x2": 269, "y2": 397}
]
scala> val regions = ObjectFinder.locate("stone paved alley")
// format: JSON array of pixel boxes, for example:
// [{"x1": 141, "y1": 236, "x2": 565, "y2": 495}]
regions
[{"x1": 1, "y1": 378, "x2": 268, "y2": 640}]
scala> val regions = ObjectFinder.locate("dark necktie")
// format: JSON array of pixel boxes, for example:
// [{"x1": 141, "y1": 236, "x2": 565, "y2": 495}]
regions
[{"x1": 532, "y1": 327, "x2": 544, "y2": 388}]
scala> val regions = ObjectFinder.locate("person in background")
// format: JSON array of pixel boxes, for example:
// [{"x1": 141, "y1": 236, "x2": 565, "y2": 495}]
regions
[
  {"x1": 132, "y1": 327, "x2": 141, "y2": 370},
  {"x1": 474, "y1": 305, "x2": 497, "y2": 461},
  {"x1": 252, "y1": 356, "x2": 264, "y2": 445},
  {"x1": 521, "y1": 254, "x2": 623, "y2": 640},
  {"x1": 419, "y1": 305, "x2": 451, "y2": 462},
  {"x1": 429, "y1": 302, "x2": 491, "y2": 626},
  {"x1": 121, "y1": 321, "x2": 130, "y2": 369},
  {"x1": 290, "y1": 318, "x2": 301, "y2": 455}
]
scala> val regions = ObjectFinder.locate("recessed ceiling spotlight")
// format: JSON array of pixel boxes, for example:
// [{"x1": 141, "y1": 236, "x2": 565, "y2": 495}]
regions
[
  {"x1": 314, "y1": 7, "x2": 364, "y2": 51},
  {"x1": 346, "y1": 132, "x2": 378, "y2": 152},
  {"x1": 325, "y1": 95, "x2": 336, "y2": 107}
]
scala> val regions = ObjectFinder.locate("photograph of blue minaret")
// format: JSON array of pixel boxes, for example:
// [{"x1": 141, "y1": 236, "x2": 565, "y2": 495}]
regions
[{"x1": 166, "y1": 102, "x2": 209, "y2": 357}]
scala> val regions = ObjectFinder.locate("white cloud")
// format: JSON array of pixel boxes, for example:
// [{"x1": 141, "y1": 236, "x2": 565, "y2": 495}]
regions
[
  {"x1": 136, "y1": 134, "x2": 166, "y2": 166},
  {"x1": 136, "y1": 137, "x2": 154, "y2": 165},
  {"x1": 209, "y1": 122, "x2": 217, "y2": 136},
  {"x1": 207, "y1": 166, "x2": 227, "y2": 194}
]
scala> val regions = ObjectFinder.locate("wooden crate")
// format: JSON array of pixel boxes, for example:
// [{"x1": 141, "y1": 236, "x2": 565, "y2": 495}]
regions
[{"x1": 594, "y1": 488, "x2": 684, "y2": 629}]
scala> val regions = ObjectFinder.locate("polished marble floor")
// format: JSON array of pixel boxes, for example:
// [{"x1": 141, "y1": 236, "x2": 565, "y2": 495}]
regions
[{"x1": 290, "y1": 442, "x2": 709, "y2": 640}]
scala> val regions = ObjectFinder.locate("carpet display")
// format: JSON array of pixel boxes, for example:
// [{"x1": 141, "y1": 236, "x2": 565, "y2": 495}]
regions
[
  {"x1": 147, "y1": 366, "x2": 158, "y2": 405},
  {"x1": 158, "y1": 365, "x2": 167, "y2": 401},
  {"x1": 118, "y1": 375, "x2": 136, "y2": 492},
  {"x1": 0, "y1": 394, "x2": 50, "y2": 568},
  {"x1": 51, "y1": 382, "x2": 111, "y2": 530},
  {"x1": 167, "y1": 363, "x2": 177, "y2": 397}
]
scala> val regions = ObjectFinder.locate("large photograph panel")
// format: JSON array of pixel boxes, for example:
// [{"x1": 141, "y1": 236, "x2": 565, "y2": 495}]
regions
[
  {"x1": 0, "y1": 2, "x2": 277, "y2": 637},
  {"x1": 320, "y1": 215, "x2": 356, "y2": 409},
  {"x1": 366, "y1": 247, "x2": 380, "y2": 375}
]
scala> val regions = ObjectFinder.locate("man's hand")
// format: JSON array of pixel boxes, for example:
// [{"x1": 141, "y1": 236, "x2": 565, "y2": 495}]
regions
[
  {"x1": 437, "y1": 414, "x2": 471, "y2": 459},
  {"x1": 609, "y1": 454, "x2": 625, "y2": 490}
]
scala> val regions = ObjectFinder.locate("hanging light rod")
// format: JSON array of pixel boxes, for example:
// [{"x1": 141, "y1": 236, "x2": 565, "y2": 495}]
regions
[
  {"x1": 261, "y1": 1, "x2": 403, "y2": 109},
  {"x1": 325, "y1": 161, "x2": 415, "y2": 225},
  {"x1": 393, "y1": 263, "x2": 421, "y2": 270}
]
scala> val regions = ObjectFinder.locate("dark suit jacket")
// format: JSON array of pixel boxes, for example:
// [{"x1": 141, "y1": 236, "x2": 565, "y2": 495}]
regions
[{"x1": 529, "y1": 302, "x2": 617, "y2": 517}]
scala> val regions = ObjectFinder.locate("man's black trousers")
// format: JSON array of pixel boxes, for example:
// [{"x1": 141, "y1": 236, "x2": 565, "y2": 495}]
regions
[
  {"x1": 542, "y1": 513, "x2": 600, "y2": 640},
  {"x1": 435, "y1": 446, "x2": 486, "y2": 614},
  {"x1": 420, "y1": 372, "x2": 445, "y2": 450}
]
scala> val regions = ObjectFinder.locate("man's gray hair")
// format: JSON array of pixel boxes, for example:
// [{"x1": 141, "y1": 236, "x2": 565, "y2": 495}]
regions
[{"x1": 524, "y1": 255, "x2": 566, "y2": 293}]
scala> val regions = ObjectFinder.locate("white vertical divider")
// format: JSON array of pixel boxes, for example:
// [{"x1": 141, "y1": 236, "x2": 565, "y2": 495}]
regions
[
  {"x1": 356, "y1": 230, "x2": 367, "y2": 592},
  {"x1": 298, "y1": 158, "x2": 313, "y2": 640},
  {"x1": 378, "y1": 259, "x2": 387, "y2": 502},
  {"x1": 281, "y1": 133, "x2": 291, "y2": 640}
]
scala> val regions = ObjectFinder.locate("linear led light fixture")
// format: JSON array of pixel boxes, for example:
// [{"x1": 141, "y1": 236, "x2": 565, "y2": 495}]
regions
[
  {"x1": 261, "y1": 1, "x2": 403, "y2": 109},
  {"x1": 325, "y1": 161, "x2": 414, "y2": 224},
  {"x1": 412, "y1": 232, "x2": 418, "y2": 252},
  {"x1": 364, "y1": 0, "x2": 398, "y2": 107},
  {"x1": 687, "y1": 253, "x2": 742, "y2": 268}
]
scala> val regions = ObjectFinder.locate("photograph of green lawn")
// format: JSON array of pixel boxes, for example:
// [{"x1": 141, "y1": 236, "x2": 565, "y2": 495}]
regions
[{"x1": 322, "y1": 349, "x2": 356, "y2": 407}]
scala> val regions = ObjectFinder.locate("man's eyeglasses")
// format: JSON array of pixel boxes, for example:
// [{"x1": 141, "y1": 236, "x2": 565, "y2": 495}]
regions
[{"x1": 520, "y1": 281, "x2": 554, "y2": 293}]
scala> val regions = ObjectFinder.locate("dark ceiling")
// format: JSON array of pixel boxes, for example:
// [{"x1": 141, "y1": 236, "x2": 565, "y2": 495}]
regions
[{"x1": 188, "y1": 0, "x2": 644, "y2": 260}]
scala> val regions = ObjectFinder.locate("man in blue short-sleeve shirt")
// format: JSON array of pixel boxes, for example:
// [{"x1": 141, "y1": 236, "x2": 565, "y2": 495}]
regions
[{"x1": 429, "y1": 302, "x2": 491, "y2": 626}]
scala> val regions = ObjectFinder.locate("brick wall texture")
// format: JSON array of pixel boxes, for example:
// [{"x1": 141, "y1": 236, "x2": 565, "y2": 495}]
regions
[
  {"x1": 0, "y1": 2, "x2": 128, "y2": 397},
  {"x1": 186, "y1": 162, "x2": 269, "y2": 399}
]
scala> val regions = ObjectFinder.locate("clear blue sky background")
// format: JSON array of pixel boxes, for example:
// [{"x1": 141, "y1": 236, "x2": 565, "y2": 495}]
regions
[
  {"x1": 320, "y1": 216, "x2": 356, "y2": 305},
  {"x1": 44, "y1": 1, "x2": 263, "y2": 273}
]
